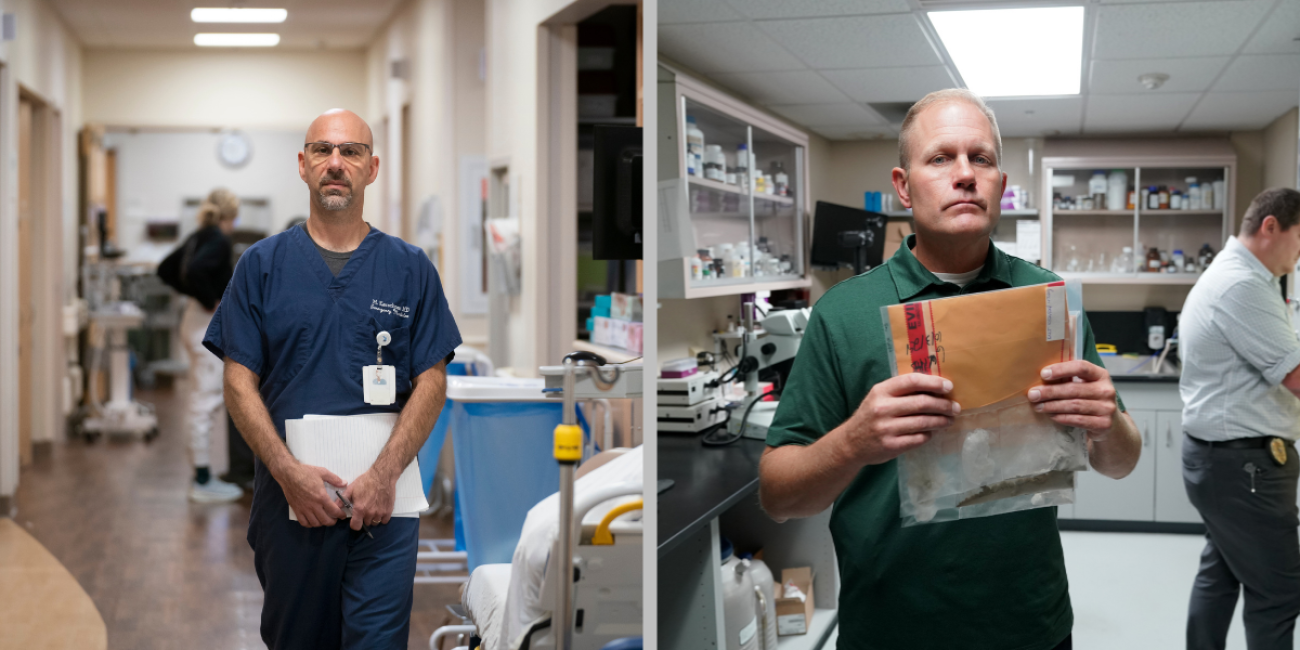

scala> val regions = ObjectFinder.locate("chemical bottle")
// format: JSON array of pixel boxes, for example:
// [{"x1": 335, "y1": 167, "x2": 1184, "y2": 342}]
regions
[
  {"x1": 742, "y1": 554, "x2": 779, "y2": 650},
  {"x1": 1147, "y1": 186, "x2": 1159, "y2": 209},
  {"x1": 1158, "y1": 187, "x2": 1170, "y2": 209},
  {"x1": 1186, "y1": 178, "x2": 1201, "y2": 209},
  {"x1": 686, "y1": 117, "x2": 705, "y2": 178},
  {"x1": 1089, "y1": 171, "x2": 1108, "y2": 198},
  {"x1": 1146, "y1": 247, "x2": 1162, "y2": 272},
  {"x1": 691, "y1": 253, "x2": 703, "y2": 281},
  {"x1": 1106, "y1": 170, "x2": 1127, "y2": 210},
  {"x1": 1201, "y1": 182, "x2": 1214, "y2": 212},
  {"x1": 1198, "y1": 243, "x2": 1216, "y2": 270},
  {"x1": 721, "y1": 543, "x2": 760, "y2": 650}
]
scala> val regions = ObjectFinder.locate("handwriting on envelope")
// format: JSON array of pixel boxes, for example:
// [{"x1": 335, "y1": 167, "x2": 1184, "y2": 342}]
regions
[{"x1": 884, "y1": 282, "x2": 1071, "y2": 409}]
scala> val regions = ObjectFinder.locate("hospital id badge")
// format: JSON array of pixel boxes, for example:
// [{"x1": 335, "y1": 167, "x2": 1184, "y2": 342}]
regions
[{"x1": 363, "y1": 365, "x2": 396, "y2": 405}]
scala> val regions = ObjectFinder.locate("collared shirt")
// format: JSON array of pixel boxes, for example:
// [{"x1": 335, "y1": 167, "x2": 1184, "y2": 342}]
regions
[
  {"x1": 767, "y1": 235, "x2": 1114, "y2": 650},
  {"x1": 1180, "y1": 236, "x2": 1300, "y2": 441}
]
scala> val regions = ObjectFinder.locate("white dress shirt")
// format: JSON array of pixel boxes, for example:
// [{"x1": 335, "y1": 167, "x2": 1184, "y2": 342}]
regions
[{"x1": 1180, "y1": 236, "x2": 1300, "y2": 441}]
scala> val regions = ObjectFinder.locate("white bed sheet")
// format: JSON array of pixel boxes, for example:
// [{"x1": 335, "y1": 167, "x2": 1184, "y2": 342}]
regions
[
  {"x1": 488, "y1": 446, "x2": 643, "y2": 650},
  {"x1": 464, "y1": 563, "x2": 513, "y2": 649}
]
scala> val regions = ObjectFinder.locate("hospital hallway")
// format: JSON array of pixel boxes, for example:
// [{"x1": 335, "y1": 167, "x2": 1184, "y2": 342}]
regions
[{"x1": 7, "y1": 380, "x2": 466, "y2": 650}]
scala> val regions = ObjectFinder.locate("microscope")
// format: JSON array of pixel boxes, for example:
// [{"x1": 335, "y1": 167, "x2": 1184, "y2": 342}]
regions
[{"x1": 715, "y1": 299, "x2": 809, "y2": 440}]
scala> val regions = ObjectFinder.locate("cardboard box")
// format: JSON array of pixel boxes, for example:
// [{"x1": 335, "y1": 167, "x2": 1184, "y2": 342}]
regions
[
  {"x1": 774, "y1": 567, "x2": 815, "y2": 636},
  {"x1": 884, "y1": 221, "x2": 913, "y2": 261},
  {"x1": 610, "y1": 292, "x2": 643, "y2": 322}
]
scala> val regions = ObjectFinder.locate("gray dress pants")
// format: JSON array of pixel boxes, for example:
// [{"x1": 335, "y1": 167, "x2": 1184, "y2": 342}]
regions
[{"x1": 1184, "y1": 433, "x2": 1300, "y2": 650}]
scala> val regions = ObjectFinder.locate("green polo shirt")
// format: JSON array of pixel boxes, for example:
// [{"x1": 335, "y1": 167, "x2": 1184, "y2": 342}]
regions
[{"x1": 767, "y1": 235, "x2": 1116, "y2": 650}]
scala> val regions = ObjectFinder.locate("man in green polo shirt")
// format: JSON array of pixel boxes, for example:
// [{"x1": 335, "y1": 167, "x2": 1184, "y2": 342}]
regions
[{"x1": 760, "y1": 89, "x2": 1142, "y2": 650}]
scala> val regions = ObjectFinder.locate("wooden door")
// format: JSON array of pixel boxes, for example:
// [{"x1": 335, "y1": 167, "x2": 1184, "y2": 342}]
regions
[{"x1": 17, "y1": 98, "x2": 33, "y2": 466}]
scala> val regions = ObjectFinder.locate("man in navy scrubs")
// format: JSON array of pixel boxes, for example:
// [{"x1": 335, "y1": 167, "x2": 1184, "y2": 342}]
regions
[{"x1": 204, "y1": 109, "x2": 461, "y2": 649}]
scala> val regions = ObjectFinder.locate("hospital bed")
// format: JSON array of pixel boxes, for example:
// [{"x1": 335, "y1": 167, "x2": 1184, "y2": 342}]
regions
[{"x1": 431, "y1": 448, "x2": 642, "y2": 650}]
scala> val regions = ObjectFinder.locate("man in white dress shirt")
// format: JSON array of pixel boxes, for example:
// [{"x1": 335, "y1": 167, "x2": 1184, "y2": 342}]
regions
[{"x1": 1180, "y1": 187, "x2": 1300, "y2": 650}]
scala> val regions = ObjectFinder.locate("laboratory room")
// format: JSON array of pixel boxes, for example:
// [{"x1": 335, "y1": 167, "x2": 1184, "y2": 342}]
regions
[
  {"x1": 655, "y1": 0, "x2": 1300, "y2": 648},
  {"x1": 0, "y1": 1, "x2": 647, "y2": 649}
]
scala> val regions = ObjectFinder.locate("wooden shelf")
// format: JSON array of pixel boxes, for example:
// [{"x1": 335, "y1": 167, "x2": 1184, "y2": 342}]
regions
[
  {"x1": 689, "y1": 176, "x2": 794, "y2": 207},
  {"x1": 883, "y1": 209, "x2": 1038, "y2": 218},
  {"x1": 1138, "y1": 209, "x2": 1224, "y2": 217},
  {"x1": 1055, "y1": 272, "x2": 1202, "y2": 285},
  {"x1": 1053, "y1": 209, "x2": 1134, "y2": 217}
]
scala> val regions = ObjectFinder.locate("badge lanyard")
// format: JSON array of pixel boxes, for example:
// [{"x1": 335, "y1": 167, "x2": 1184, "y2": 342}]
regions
[{"x1": 363, "y1": 331, "x2": 396, "y2": 406}]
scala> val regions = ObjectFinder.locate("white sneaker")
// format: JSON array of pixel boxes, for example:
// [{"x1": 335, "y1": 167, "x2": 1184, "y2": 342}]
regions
[{"x1": 189, "y1": 477, "x2": 244, "y2": 503}]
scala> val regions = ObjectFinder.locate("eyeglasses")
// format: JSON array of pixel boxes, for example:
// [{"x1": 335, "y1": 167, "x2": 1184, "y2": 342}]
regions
[{"x1": 304, "y1": 141, "x2": 372, "y2": 164}]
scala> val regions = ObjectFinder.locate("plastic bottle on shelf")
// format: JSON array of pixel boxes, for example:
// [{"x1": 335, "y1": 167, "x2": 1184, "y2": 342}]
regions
[
  {"x1": 1146, "y1": 186, "x2": 1159, "y2": 209},
  {"x1": 1198, "y1": 243, "x2": 1216, "y2": 270},
  {"x1": 1186, "y1": 178, "x2": 1201, "y2": 209},
  {"x1": 1201, "y1": 182, "x2": 1214, "y2": 212},
  {"x1": 1089, "y1": 171, "x2": 1108, "y2": 200},
  {"x1": 1172, "y1": 250, "x2": 1185, "y2": 273},
  {"x1": 690, "y1": 253, "x2": 703, "y2": 281},
  {"x1": 1127, "y1": 188, "x2": 1136, "y2": 210},
  {"x1": 1171, "y1": 189, "x2": 1183, "y2": 210},
  {"x1": 704, "y1": 144, "x2": 725, "y2": 182},
  {"x1": 1107, "y1": 170, "x2": 1127, "y2": 210},
  {"x1": 1113, "y1": 246, "x2": 1134, "y2": 273},
  {"x1": 1213, "y1": 180, "x2": 1226, "y2": 210},
  {"x1": 686, "y1": 116, "x2": 705, "y2": 178}
]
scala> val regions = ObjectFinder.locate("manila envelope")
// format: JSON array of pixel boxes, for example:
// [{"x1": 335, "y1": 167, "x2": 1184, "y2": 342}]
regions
[{"x1": 884, "y1": 282, "x2": 1072, "y2": 410}]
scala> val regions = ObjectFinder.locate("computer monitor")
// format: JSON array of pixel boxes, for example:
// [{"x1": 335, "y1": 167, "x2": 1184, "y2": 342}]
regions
[
  {"x1": 592, "y1": 125, "x2": 643, "y2": 260},
  {"x1": 810, "y1": 201, "x2": 887, "y2": 275}
]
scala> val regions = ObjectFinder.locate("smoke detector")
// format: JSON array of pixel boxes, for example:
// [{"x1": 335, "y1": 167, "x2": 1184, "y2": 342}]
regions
[{"x1": 1138, "y1": 73, "x2": 1170, "y2": 90}]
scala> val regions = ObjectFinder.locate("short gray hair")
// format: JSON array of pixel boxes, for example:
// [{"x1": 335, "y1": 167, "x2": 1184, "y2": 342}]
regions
[
  {"x1": 898, "y1": 89, "x2": 1002, "y2": 170},
  {"x1": 1241, "y1": 188, "x2": 1300, "y2": 236}
]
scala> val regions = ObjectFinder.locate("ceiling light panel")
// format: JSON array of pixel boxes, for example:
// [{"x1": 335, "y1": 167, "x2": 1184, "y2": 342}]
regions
[
  {"x1": 929, "y1": 6, "x2": 1084, "y2": 97},
  {"x1": 191, "y1": 8, "x2": 288, "y2": 23},
  {"x1": 194, "y1": 33, "x2": 281, "y2": 47}
]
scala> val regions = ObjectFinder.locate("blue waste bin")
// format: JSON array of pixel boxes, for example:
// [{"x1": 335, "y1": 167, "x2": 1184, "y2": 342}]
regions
[{"x1": 447, "y1": 376, "x2": 586, "y2": 570}]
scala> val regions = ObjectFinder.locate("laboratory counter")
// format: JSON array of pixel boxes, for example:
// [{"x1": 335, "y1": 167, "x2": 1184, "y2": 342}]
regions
[{"x1": 656, "y1": 431, "x2": 766, "y2": 558}]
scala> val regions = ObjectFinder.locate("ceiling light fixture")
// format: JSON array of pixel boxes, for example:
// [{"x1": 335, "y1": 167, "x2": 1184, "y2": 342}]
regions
[
  {"x1": 191, "y1": 8, "x2": 288, "y2": 23},
  {"x1": 1138, "y1": 73, "x2": 1170, "y2": 90},
  {"x1": 929, "y1": 6, "x2": 1084, "y2": 97},
  {"x1": 194, "y1": 33, "x2": 281, "y2": 47}
]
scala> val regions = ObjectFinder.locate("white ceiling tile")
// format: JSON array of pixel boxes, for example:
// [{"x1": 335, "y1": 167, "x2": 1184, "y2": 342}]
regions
[
  {"x1": 766, "y1": 103, "x2": 887, "y2": 127},
  {"x1": 1093, "y1": 0, "x2": 1274, "y2": 59},
  {"x1": 1084, "y1": 93, "x2": 1202, "y2": 132},
  {"x1": 659, "y1": 22, "x2": 807, "y2": 73},
  {"x1": 709, "y1": 71, "x2": 852, "y2": 105},
  {"x1": 1212, "y1": 54, "x2": 1300, "y2": 92},
  {"x1": 756, "y1": 14, "x2": 943, "y2": 69},
  {"x1": 821, "y1": 66, "x2": 958, "y2": 103},
  {"x1": 1182, "y1": 91, "x2": 1300, "y2": 129},
  {"x1": 723, "y1": 0, "x2": 913, "y2": 19},
  {"x1": 984, "y1": 98, "x2": 1085, "y2": 137},
  {"x1": 659, "y1": 0, "x2": 746, "y2": 25},
  {"x1": 809, "y1": 125, "x2": 898, "y2": 141},
  {"x1": 1244, "y1": 0, "x2": 1300, "y2": 54},
  {"x1": 1089, "y1": 57, "x2": 1230, "y2": 93}
]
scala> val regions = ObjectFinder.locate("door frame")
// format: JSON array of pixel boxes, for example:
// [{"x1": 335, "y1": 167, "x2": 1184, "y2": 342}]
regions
[{"x1": 16, "y1": 86, "x2": 64, "y2": 462}]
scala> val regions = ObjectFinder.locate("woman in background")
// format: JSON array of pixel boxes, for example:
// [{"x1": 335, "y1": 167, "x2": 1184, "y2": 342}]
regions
[{"x1": 175, "y1": 188, "x2": 242, "y2": 502}]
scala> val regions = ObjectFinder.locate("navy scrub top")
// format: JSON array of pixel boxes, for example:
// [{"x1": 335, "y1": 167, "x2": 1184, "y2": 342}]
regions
[{"x1": 202, "y1": 224, "x2": 462, "y2": 512}]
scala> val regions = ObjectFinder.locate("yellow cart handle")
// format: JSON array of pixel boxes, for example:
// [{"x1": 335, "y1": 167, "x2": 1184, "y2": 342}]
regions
[
  {"x1": 553, "y1": 424, "x2": 584, "y2": 463},
  {"x1": 591, "y1": 499, "x2": 644, "y2": 546}
]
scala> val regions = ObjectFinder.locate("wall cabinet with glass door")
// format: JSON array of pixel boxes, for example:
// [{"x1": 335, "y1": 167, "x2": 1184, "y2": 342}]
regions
[
  {"x1": 658, "y1": 67, "x2": 811, "y2": 299},
  {"x1": 1041, "y1": 151, "x2": 1236, "y2": 285}
]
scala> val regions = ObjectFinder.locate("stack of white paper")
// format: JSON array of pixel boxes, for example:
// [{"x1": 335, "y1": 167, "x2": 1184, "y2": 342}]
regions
[{"x1": 285, "y1": 413, "x2": 428, "y2": 521}]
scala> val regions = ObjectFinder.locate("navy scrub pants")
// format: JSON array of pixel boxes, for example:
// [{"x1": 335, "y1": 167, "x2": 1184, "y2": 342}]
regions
[{"x1": 248, "y1": 479, "x2": 420, "y2": 650}]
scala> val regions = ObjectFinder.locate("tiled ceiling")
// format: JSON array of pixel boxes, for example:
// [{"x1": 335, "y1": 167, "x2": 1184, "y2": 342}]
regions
[
  {"x1": 49, "y1": 0, "x2": 404, "y2": 49},
  {"x1": 660, "y1": 0, "x2": 1300, "y2": 139}
]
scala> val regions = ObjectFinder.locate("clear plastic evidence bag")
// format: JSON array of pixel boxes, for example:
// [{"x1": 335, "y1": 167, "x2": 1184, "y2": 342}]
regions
[{"x1": 881, "y1": 280, "x2": 1087, "y2": 526}]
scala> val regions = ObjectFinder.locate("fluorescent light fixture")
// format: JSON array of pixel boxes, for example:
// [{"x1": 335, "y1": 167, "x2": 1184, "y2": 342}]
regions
[
  {"x1": 194, "y1": 33, "x2": 281, "y2": 47},
  {"x1": 191, "y1": 8, "x2": 287, "y2": 23},
  {"x1": 929, "y1": 6, "x2": 1084, "y2": 97}
]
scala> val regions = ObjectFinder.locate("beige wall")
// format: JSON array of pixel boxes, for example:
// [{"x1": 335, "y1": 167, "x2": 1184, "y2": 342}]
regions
[
  {"x1": 366, "y1": 0, "x2": 488, "y2": 348},
  {"x1": 0, "y1": 0, "x2": 83, "y2": 495},
  {"x1": 82, "y1": 50, "x2": 366, "y2": 130},
  {"x1": 1264, "y1": 107, "x2": 1298, "y2": 191}
]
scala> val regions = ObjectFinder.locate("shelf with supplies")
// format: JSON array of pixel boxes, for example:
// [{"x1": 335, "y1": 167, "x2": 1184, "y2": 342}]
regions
[
  {"x1": 883, "y1": 209, "x2": 1039, "y2": 219},
  {"x1": 1055, "y1": 272, "x2": 1203, "y2": 285},
  {"x1": 1040, "y1": 144, "x2": 1236, "y2": 286},
  {"x1": 658, "y1": 65, "x2": 811, "y2": 300}
]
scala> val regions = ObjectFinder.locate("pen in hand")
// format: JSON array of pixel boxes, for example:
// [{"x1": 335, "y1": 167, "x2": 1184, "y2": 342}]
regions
[{"x1": 335, "y1": 490, "x2": 375, "y2": 539}]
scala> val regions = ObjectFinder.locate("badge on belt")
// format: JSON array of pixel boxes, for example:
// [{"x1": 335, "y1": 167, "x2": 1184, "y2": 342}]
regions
[
  {"x1": 1270, "y1": 438, "x2": 1288, "y2": 466},
  {"x1": 363, "y1": 331, "x2": 396, "y2": 406}
]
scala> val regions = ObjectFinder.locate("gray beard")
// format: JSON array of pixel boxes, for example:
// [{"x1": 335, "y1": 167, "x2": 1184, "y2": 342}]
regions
[{"x1": 317, "y1": 190, "x2": 352, "y2": 211}]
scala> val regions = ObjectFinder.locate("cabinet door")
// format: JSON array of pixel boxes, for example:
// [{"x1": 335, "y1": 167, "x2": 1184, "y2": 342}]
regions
[
  {"x1": 1074, "y1": 409, "x2": 1156, "y2": 520},
  {"x1": 1155, "y1": 410, "x2": 1203, "y2": 523}
]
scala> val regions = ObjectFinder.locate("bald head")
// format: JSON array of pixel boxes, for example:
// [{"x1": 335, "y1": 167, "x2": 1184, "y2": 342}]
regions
[{"x1": 306, "y1": 108, "x2": 373, "y2": 148}]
